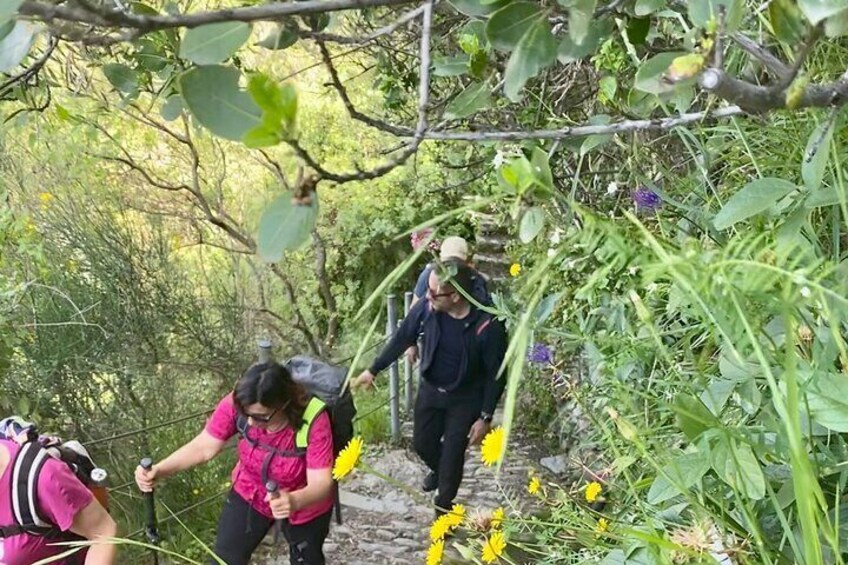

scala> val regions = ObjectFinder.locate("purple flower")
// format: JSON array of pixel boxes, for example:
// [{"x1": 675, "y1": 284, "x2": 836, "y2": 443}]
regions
[
  {"x1": 410, "y1": 228, "x2": 437, "y2": 251},
  {"x1": 528, "y1": 343, "x2": 554, "y2": 365},
  {"x1": 633, "y1": 187, "x2": 662, "y2": 212}
]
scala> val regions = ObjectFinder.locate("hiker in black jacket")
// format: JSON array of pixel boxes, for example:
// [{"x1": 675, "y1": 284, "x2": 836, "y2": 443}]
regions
[{"x1": 352, "y1": 260, "x2": 507, "y2": 514}]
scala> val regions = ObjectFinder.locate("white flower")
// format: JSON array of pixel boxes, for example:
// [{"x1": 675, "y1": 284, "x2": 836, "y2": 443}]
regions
[
  {"x1": 800, "y1": 286, "x2": 811, "y2": 298},
  {"x1": 549, "y1": 228, "x2": 563, "y2": 245},
  {"x1": 547, "y1": 248, "x2": 557, "y2": 258},
  {"x1": 607, "y1": 182, "x2": 619, "y2": 195},
  {"x1": 628, "y1": 267, "x2": 638, "y2": 275},
  {"x1": 492, "y1": 151, "x2": 505, "y2": 168},
  {"x1": 646, "y1": 282, "x2": 658, "y2": 293}
]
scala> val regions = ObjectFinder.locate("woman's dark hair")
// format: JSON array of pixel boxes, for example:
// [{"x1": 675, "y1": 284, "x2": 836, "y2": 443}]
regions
[{"x1": 233, "y1": 362, "x2": 309, "y2": 426}]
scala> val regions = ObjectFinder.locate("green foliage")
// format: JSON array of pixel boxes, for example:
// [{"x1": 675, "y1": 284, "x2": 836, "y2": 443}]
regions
[
  {"x1": 179, "y1": 22, "x2": 252, "y2": 65},
  {"x1": 257, "y1": 192, "x2": 318, "y2": 262},
  {"x1": 178, "y1": 65, "x2": 261, "y2": 141}
]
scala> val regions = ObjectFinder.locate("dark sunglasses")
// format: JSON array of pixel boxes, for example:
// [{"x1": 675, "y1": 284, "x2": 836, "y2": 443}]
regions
[
  {"x1": 242, "y1": 407, "x2": 278, "y2": 423},
  {"x1": 427, "y1": 287, "x2": 455, "y2": 299}
]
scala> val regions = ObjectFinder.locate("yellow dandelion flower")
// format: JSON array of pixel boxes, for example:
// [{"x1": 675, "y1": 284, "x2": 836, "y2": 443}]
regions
[
  {"x1": 445, "y1": 503, "x2": 465, "y2": 528},
  {"x1": 332, "y1": 436, "x2": 363, "y2": 480},
  {"x1": 38, "y1": 192, "x2": 53, "y2": 204},
  {"x1": 481, "y1": 530, "x2": 507, "y2": 563},
  {"x1": 491, "y1": 507, "x2": 505, "y2": 529},
  {"x1": 509, "y1": 263, "x2": 522, "y2": 277},
  {"x1": 528, "y1": 476, "x2": 541, "y2": 495},
  {"x1": 426, "y1": 539, "x2": 444, "y2": 565},
  {"x1": 596, "y1": 518, "x2": 609, "y2": 533},
  {"x1": 481, "y1": 426, "x2": 505, "y2": 467},
  {"x1": 585, "y1": 481, "x2": 602, "y2": 503},
  {"x1": 430, "y1": 514, "x2": 452, "y2": 542}
]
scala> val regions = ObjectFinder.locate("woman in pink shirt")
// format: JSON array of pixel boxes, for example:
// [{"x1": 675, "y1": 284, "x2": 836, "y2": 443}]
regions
[
  {"x1": 0, "y1": 438, "x2": 118, "y2": 564},
  {"x1": 135, "y1": 362, "x2": 335, "y2": 565}
]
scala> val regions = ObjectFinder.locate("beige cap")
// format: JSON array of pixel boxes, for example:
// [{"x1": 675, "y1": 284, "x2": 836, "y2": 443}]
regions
[{"x1": 439, "y1": 236, "x2": 469, "y2": 261}]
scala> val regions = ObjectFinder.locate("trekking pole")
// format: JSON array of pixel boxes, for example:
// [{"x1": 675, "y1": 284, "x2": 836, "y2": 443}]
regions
[
  {"x1": 140, "y1": 458, "x2": 161, "y2": 565},
  {"x1": 265, "y1": 480, "x2": 287, "y2": 544}
]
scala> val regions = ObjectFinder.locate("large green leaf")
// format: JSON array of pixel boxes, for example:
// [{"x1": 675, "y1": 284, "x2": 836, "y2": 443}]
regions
[
  {"x1": 647, "y1": 452, "x2": 710, "y2": 505},
  {"x1": 711, "y1": 438, "x2": 766, "y2": 499},
  {"x1": 444, "y1": 81, "x2": 491, "y2": 119},
  {"x1": 688, "y1": 0, "x2": 744, "y2": 29},
  {"x1": 0, "y1": 0, "x2": 22, "y2": 21},
  {"x1": 568, "y1": 0, "x2": 597, "y2": 44},
  {"x1": 257, "y1": 23, "x2": 298, "y2": 50},
  {"x1": 180, "y1": 22, "x2": 251, "y2": 65},
  {"x1": 257, "y1": 193, "x2": 319, "y2": 262},
  {"x1": 449, "y1": 0, "x2": 509, "y2": 16},
  {"x1": 634, "y1": 52, "x2": 685, "y2": 95},
  {"x1": 700, "y1": 379, "x2": 736, "y2": 416},
  {"x1": 0, "y1": 21, "x2": 33, "y2": 72},
  {"x1": 102, "y1": 63, "x2": 138, "y2": 94},
  {"x1": 504, "y1": 18, "x2": 556, "y2": 102},
  {"x1": 805, "y1": 185, "x2": 846, "y2": 207},
  {"x1": 807, "y1": 372, "x2": 848, "y2": 432},
  {"x1": 179, "y1": 65, "x2": 262, "y2": 141},
  {"x1": 433, "y1": 56, "x2": 470, "y2": 77},
  {"x1": 485, "y1": 2, "x2": 543, "y2": 51},
  {"x1": 798, "y1": 0, "x2": 848, "y2": 25},
  {"x1": 557, "y1": 19, "x2": 611, "y2": 63},
  {"x1": 635, "y1": 0, "x2": 664, "y2": 16},
  {"x1": 243, "y1": 74, "x2": 297, "y2": 147},
  {"x1": 769, "y1": 0, "x2": 809, "y2": 42},
  {"x1": 519, "y1": 207, "x2": 545, "y2": 243},
  {"x1": 802, "y1": 118, "x2": 835, "y2": 191},
  {"x1": 672, "y1": 394, "x2": 718, "y2": 440},
  {"x1": 713, "y1": 178, "x2": 797, "y2": 230},
  {"x1": 161, "y1": 95, "x2": 183, "y2": 121}
]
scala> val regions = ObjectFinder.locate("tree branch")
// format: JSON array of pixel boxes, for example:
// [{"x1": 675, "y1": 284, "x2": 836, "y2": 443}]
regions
[
  {"x1": 20, "y1": 0, "x2": 419, "y2": 35},
  {"x1": 729, "y1": 32, "x2": 790, "y2": 77},
  {"x1": 311, "y1": 229, "x2": 339, "y2": 348},
  {"x1": 700, "y1": 68, "x2": 848, "y2": 112},
  {"x1": 298, "y1": 4, "x2": 425, "y2": 45}
]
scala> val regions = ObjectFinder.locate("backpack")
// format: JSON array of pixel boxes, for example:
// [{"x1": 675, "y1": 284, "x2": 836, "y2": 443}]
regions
[
  {"x1": 234, "y1": 356, "x2": 356, "y2": 524},
  {"x1": 0, "y1": 417, "x2": 109, "y2": 541}
]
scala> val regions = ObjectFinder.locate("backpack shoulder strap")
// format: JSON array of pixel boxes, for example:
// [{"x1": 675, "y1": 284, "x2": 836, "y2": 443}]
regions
[
  {"x1": 475, "y1": 313, "x2": 494, "y2": 337},
  {"x1": 1, "y1": 441, "x2": 60, "y2": 539},
  {"x1": 295, "y1": 397, "x2": 327, "y2": 450}
]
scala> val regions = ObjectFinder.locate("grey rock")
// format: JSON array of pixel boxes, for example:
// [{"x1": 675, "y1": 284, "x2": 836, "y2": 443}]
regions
[{"x1": 540, "y1": 454, "x2": 569, "y2": 475}]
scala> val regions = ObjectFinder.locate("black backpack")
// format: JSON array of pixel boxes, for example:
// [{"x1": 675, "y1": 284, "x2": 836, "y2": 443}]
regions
[{"x1": 235, "y1": 356, "x2": 356, "y2": 524}]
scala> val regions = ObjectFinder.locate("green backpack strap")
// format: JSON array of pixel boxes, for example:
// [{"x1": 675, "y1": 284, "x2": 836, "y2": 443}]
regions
[{"x1": 295, "y1": 397, "x2": 327, "y2": 450}]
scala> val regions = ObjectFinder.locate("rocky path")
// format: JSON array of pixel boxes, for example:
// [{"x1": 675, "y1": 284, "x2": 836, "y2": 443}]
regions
[{"x1": 256, "y1": 430, "x2": 545, "y2": 565}]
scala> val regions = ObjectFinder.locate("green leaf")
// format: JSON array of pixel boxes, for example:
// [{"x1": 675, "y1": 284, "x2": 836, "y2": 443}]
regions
[
  {"x1": 102, "y1": 63, "x2": 138, "y2": 94},
  {"x1": 557, "y1": 19, "x2": 611, "y2": 64},
  {"x1": 533, "y1": 292, "x2": 562, "y2": 325},
  {"x1": 647, "y1": 452, "x2": 710, "y2": 505},
  {"x1": 248, "y1": 73, "x2": 297, "y2": 129},
  {"x1": 807, "y1": 372, "x2": 848, "y2": 432},
  {"x1": 688, "y1": 0, "x2": 744, "y2": 30},
  {"x1": 634, "y1": 52, "x2": 685, "y2": 95},
  {"x1": 444, "y1": 81, "x2": 491, "y2": 119},
  {"x1": 700, "y1": 379, "x2": 736, "y2": 416},
  {"x1": 635, "y1": 0, "x2": 664, "y2": 16},
  {"x1": 179, "y1": 65, "x2": 262, "y2": 141},
  {"x1": 504, "y1": 18, "x2": 556, "y2": 102},
  {"x1": 713, "y1": 178, "x2": 797, "y2": 230},
  {"x1": 242, "y1": 126, "x2": 282, "y2": 148},
  {"x1": 180, "y1": 22, "x2": 251, "y2": 65},
  {"x1": 711, "y1": 438, "x2": 766, "y2": 499},
  {"x1": 805, "y1": 185, "x2": 845, "y2": 207},
  {"x1": 433, "y1": 56, "x2": 470, "y2": 77},
  {"x1": 0, "y1": 21, "x2": 33, "y2": 73},
  {"x1": 257, "y1": 193, "x2": 319, "y2": 262},
  {"x1": 449, "y1": 0, "x2": 509, "y2": 16},
  {"x1": 0, "y1": 0, "x2": 23, "y2": 21},
  {"x1": 672, "y1": 394, "x2": 718, "y2": 440},
  {"x1": 598, "y1": 76, "x2": 617, "y2": 101},
  {"x1": 161, "y1": 95, "x2": 183, "y2": 121},
  {"x1": 257, "y1": 23, "x2": 298, "y2": 50},
  {"x1": 769, "y1": 0, "x2": 808, "y2": 42},
  {"x1": 568, "y1": 0, "x2": 597, "y2": 45},
  {"x1": 802, "y1": 118, "x2": 835, "y2": 191},
  {"x1": 485, "y1": 2, "x2": 543, "y2": 51},
  {"x1": 798, "y1": 0, "x2": 848, "y2": 25},
  {"x1": 627, "y1": 16, "x2": 651, "y2": 45},
  {"x1": 519, "y1": 207, "x2": 545, "y2": 243},
  {"x1": 498, "y1": 156, "x2": 534, "y2": 194}
]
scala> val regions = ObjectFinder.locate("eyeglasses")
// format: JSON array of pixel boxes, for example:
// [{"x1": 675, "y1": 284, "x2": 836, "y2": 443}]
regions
[
  {"x1": 243, "y1": 407, "x2": 278, "y2": 423},
  {"x1": 427, "y1": 287, "x2": 455, "y2": 299}
]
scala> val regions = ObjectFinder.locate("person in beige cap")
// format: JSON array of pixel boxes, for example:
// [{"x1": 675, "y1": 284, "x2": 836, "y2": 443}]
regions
[{"x1": 406, "y1": 236, "x2": 490, "y2": 363}]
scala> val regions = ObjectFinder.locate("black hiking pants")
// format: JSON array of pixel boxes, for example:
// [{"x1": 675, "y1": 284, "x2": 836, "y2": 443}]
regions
[
  {"x1": 212, "y1": 489, "x2": 332, "y2": 565},
  {"x1": 413, "y1": 381, "x2": 483, "y2": 510}
]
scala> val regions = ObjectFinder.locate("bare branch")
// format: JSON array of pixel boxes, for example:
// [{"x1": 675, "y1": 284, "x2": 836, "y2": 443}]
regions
[
  {"x1": 311, "y1": 229, "x2": 339, "y2": 348},
  {"x1": 778, "y1": 24, "x2": 823, "y2": 89},
  {"x1": 20, "y1": 0, "x2": 419, "y2": 36},
  {"x1": 299, "y1": 4, "x2": 425, "y2": 45},
  {"x1": 729, "y1": 32, "x2": 790, "y2": 77},
  {"x1": 700, "y1": 68, "x2": 848, "y2": 112},
  {"x1": 418, "y1": 106, "x2": 748, "y2": 141}
]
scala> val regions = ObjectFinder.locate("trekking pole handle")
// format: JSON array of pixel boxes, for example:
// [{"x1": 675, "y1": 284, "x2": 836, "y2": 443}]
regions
[
  {"x1": 265, "y1": 480, "x2": 291, "y2": 527},
  {"x1": 140, "y1": 458, "x2": 161, "y2": 545}
]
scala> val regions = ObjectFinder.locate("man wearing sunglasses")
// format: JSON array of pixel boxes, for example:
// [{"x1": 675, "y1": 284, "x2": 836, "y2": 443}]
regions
[{"x1": 352, "y1": 260, "x2": 507, "y2": 516}]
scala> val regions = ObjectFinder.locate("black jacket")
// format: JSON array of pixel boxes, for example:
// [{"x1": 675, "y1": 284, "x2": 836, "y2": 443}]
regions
[{"x1": 368, "y1": 300, "x2": 507, "y2": 415}]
